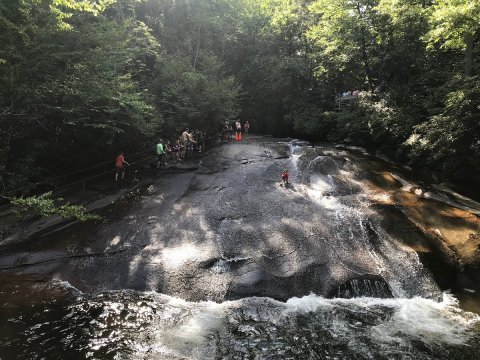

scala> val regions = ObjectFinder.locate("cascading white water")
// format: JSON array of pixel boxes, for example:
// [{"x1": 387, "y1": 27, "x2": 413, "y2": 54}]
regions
[
  {"x1": 4, "y1": 281, "x2": 476, "y2": 359},
  {"x1": 288, "y1": 143, "x2": 303, "y2": 185},
  {"x1": 296, "y1": 146, "x2": 442, "y2": 299},
  {"x1": 211, "y1": 256, "x2": 252, "y2": 273}
]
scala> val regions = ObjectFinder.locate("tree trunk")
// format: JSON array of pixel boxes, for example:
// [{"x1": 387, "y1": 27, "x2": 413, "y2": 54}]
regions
[
  {"x1": 193, "y1": 38, "x2": 200, "y2": 69},
  {"x1": 361, "y1": 36, "x2": 374, "y2": 91},
  {"x1": 193, "y1": 24, "x2": 201, "y2": 69},
  {"x1": 117, "y1": 0, "x2": 124, "y2": 23},
  {"x1": 356, "y1": 3, "x2": 374, "y2": 91},
  {"x1": 464, "y1": 34, "x2": 474, "y2": 77}
]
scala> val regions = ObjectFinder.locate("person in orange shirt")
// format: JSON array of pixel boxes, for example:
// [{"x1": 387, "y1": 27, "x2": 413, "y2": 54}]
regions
[{"x1": 115, "y1": 151, "x2": 130, "y2": 181}]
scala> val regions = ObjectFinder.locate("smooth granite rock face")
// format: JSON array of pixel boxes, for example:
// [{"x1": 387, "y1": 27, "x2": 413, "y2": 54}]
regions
[{"x1": 1, "y1": 135, "x2": 480, "y2": 304}]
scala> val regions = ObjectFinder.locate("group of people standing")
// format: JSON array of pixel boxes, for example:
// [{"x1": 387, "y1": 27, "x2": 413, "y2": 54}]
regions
[
  {"x1": 114, "y1": 128, "x2": 207, "y2": 181},
  {"x1": 156, "y1": 128, "x2": 206, "y2": 168},
  {"x1": 116, "y1": 121, "x2": 253, "y2": 181},
  {"x1": 222, "y1": 120, "x2": 250, "y2": 143},
  {"x1": 114, "y1": 121, "x2": 291, "y2": 190}
]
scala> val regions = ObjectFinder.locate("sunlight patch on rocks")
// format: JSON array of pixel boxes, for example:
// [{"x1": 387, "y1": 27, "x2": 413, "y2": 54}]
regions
[
  {"x1": 161, "y1": 243, "x2": 208, "y2": 269},
  {"x1": 104, "y1": 235, "x2": 124, "y2": 252},
  {"x1": 367, "y1": 192, "x2": 394, "y2": 205},
  {"x1": 128, "y1": 254, "x2": 145, "y2": 277}
]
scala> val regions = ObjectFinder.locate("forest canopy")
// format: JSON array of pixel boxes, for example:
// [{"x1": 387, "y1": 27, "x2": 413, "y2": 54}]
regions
[{"x1": 1, "y1": 0, "x2": 479, "y2": 193}]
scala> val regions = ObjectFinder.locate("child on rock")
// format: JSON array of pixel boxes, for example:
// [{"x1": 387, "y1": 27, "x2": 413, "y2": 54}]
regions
[{"x1": 281, "y1": 169, "x2": 289, "y2": 187}]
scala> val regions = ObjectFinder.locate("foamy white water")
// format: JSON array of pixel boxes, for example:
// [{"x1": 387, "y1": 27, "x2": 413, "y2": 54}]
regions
[{"x1": 73, "y1": 291, "x2": 479, "y2": 359}]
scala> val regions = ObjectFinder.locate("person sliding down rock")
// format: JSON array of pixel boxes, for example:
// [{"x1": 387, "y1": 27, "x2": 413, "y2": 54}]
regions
[{"x1": 280, "y1": 169, "x2": 289, "y2": 187}]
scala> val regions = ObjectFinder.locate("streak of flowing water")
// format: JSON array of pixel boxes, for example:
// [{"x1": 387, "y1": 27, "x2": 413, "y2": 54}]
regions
[
  {"x1": 298, "y1": 147, "x2": 442, "y2": 300},
  {"x1": 288, "y1": 143, "x2": 303, "y2": 184},
  {"x1": 211, "y1": 256, "x2": 252, "y2": 273}
]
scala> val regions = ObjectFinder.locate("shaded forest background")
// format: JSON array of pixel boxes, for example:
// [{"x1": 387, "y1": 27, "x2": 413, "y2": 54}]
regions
[{"x1": 1, "y1": 0, "x2": 479, "y2": 194}]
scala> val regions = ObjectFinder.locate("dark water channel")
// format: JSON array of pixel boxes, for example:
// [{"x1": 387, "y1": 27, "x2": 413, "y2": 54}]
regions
[{"x1": 1, "y1": 136, "x2": 479, "y2": 359}]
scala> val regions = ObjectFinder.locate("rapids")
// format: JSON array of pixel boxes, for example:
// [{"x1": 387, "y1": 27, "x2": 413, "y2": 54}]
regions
[{"x1": 1, "y1": 280, "x2": 479, "y2": 359}]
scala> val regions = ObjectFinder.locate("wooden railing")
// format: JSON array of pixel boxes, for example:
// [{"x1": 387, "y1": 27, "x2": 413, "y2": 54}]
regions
[{"x1": 335, "y1": 95, "x2": 359, "y2": 110}]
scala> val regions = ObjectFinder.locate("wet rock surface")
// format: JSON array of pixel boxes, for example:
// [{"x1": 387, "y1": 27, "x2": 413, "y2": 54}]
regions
[
  {"x1": 2, "y1": 136, "x2": 480, "y2": 359},
  {"x1": 1, "y1": 136, "x2": 480, "y2": 304}
]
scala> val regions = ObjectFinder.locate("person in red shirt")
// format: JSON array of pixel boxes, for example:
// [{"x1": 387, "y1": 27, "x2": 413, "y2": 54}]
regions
[
  {"x1": 281, "y1": 169, "x2": 289, "y2": 187},
  {"x1": 115, "y1": 151, "x2": 129, "y2": 181}
]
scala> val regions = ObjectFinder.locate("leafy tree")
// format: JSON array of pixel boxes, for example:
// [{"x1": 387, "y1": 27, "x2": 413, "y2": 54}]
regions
[
  {"x1": 307, "y1": 0, "x2": 384, "y2": 91},
  {"x1": 0, "y1": 0, "x2": 162, "y2": 190},
  {"x1": 152, "y1": 53, "x2": 240, "y2": 135},
  {"x1": 407, "y1": 76, "x2": 480, "y2": 182},
  {"x1": 2, "y1": 0, "x2": 480, "y2": 194},
  {"x1": 221, "y1": 0, "x2": 314, "y2": 135},
  {"x1": 424, "y1": 0, "x2": 480, "y2": 76},
  {"x1": 50, "y1": 0, "x2": 116, "y2": 29}
]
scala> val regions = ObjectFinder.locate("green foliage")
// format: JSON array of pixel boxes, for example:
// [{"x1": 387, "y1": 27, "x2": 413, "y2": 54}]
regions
[
  {"x1": 1, "y1": 0, "x2": 479, "y2": 192},
  {"x1": 307, "y1": 0, "x2": 384, "y2": 90},
  {"x1": 220, "y1": 0, "x2": 314, "y2": 135},
  {"x1": 50, "y1": 0, "x2": 116, "y2": 29},
  {"x1": 424, "y1": 0, "x2": 480, "y2": 76},
  {"x1": 10, "y1": 192, "x2": 101, "y2": 221},
  {"x1": 153, "y1": 53, "x2": 240, "y2": 135},
  {"x1": 290, "y1": 107, "x2": 337, "y2": 141},
  {"x1": 425, "y1": 0, "x2": 480, "y2": 50},
  {"x1": 0, "y1": 0, "x2": 163, "y2": 189},
  {"x1": 406, "y1": 76, "x2": 480, "y2": 180}
]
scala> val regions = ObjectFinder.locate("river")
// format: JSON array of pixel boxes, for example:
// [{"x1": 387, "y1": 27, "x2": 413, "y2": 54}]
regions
[{"x1": 1, "y1": 136, "x2": 479, "y2": 359}]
